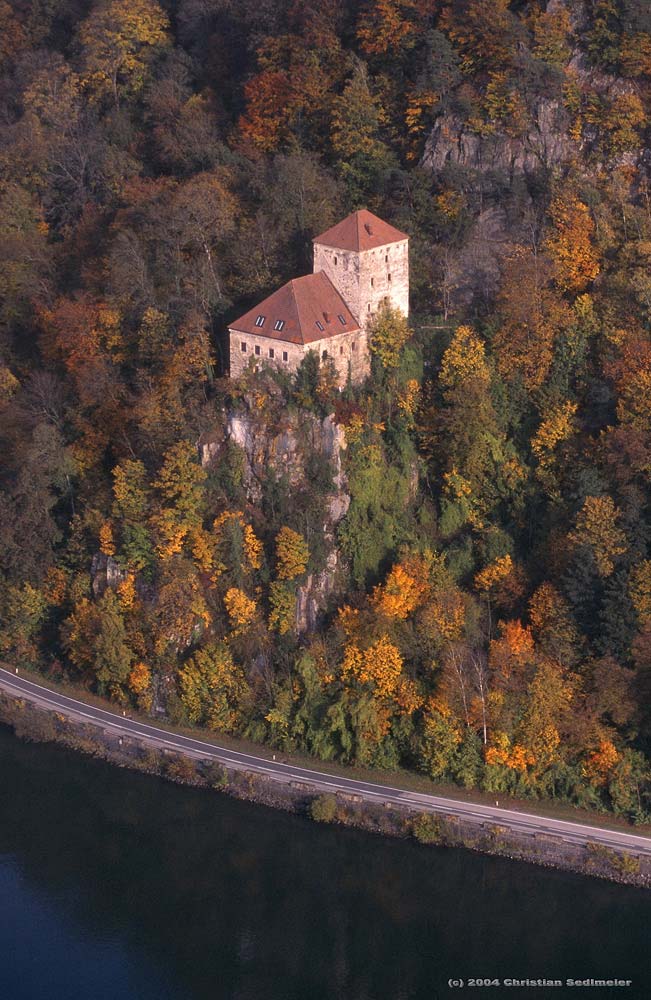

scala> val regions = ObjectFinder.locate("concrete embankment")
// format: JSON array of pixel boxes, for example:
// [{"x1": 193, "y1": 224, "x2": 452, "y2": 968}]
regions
[{"x1": 1, "y1": 685, "x2": 650, "y2": 889}]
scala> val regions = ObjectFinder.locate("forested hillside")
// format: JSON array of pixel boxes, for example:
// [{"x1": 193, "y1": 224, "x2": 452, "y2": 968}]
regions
[{"x1": 2, "y1": 0, "x2": 651, "y2": 820}]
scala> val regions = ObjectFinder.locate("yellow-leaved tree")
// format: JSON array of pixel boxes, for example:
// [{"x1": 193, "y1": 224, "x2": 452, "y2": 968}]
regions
[
  {"x1": 78, "y1": 0, "x2": 170, "y2": 106},
  {"x1": 568, "y1": 495, "x2": 626, "y2": 577},
  {"x1": 178, "y1": 642, "x2": 248, "y2": 732},
  {"x1": 369, "y1": 304, "x2": 412, "y2": 372},
  {"x1": 544, "y1": 194, "x2": 600, "y2": 293},
  {"x1": 275, "y1": 526, "x2": 309, "y2": 580}
]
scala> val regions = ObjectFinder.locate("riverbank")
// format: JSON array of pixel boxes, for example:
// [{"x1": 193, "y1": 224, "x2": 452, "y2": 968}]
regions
[{"x1": 1, "y1": 675, "x2": 650, "y2": 889}]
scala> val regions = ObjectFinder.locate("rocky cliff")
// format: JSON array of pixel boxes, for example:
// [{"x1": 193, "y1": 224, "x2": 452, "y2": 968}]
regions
[{"x1": 201, "y1": 405, "x2": 350, "y2": 633}]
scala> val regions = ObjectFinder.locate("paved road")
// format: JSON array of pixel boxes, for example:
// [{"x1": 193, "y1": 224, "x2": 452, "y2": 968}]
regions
[{"x1": 2, "y1": 666, "x2": 651, "y2": 858}]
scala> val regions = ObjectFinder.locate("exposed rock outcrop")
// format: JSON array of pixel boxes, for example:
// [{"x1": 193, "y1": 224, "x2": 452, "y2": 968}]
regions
[
  {"x1": 204, "y1": 407, "x2": 351, "y2": 633},
  {"x1": 422, "y1": 100, "x2": 580, "y2": 178},
  {"x1": 90, "y1": 552, "x2": 128, "y2": 598}
]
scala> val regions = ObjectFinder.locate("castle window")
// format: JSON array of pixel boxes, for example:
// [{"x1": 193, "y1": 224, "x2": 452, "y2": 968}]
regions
[
  {"x1": 388, "y1": 273, "x2": 392, "y2": 282},
  {"x1": 340, "y1": 346, "x2": 344, "y2": 355},
  {"x1": 338, "y1": 314, "x2": 346, "y2": 325},
  {"x1": 254, "y1": 345, "x2": 261, "y2": 356},
  {"x1": 367, "y1": 303, "x2": 371, "y2": 312},
  {"x1": 254, "y1": 315, "x2": 265, "y2": 327},
  {"x1": 274, "y1": 319, "x2": 285, "y2": 331},
  {"x1": 282, "y1": 351, "x2": 288, "y2": 362},
  {"x1": 334, "y1": 256, "x2": 338, "y2": 265},
  {"x1": 268, "y1": 348, "x2": 275, "y2": 359},
  {"x1": 370, "y1": 277, "x2": 374, "y2": 287},
  {"x1": 315, "y1": 320, "x2": 324, "y2": 332},
  {"x1": 322, "y1": 350, "x2": 328, "y2": 361},
  {"x1": 352, "y1": 341, "x2": 357, "y2": 351},
  {"x1": 240, "y1": 342, "x2": 247, "y2": 353},
  {"x1": 385, "y1": 255, "x2": 389, "y2": 263}
]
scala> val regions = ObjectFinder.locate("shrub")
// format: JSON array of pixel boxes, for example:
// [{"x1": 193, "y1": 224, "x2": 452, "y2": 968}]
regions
[
  {"x1": 412, "y1": 812, "x2": 442, "y2": 844},
  {"x1": 310, "y1": 793, "x2": 338, "y2": 823}
]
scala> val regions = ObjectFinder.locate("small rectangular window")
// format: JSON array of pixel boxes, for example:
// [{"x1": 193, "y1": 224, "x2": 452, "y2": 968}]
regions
[
  {"x1": 315, "y1": 320, "x2": 324, "y2": 332},
  {"x1": 352, "y1": 341, "x2": 357, "y2": 351},
  {"x1": 254, "y1": 345, "x2": 261, "y2": 356},
  {"x1": 388, "y1": 273, "x2": 392, "y2": 282},
  {"x1": 254, "y1": 315, "x2": 265, "y2": 327},
  {"x1": 334, "y1": 256, "x2": 338, "y2": 265},
  {"x1": 338, "y1": 314, "x2": 346, "y2": 325},
  {"x1": 385, "y1": 254, "x2": 389, "y2": 263},
  {"x1": 367, "y1": 303, "x2": 371, "y2": 312},
  {"x1": 282, "y1": 351, "x2": 288, "y2": 362},
  {"x1": 274, "y1": 320, "x2": 285, "y2": 332},
  {"x1": 340, "y1": 346, "x2": 344, "y2": 355},
  {"x1": 268, "y1": 348, "x2": 274, "y2": 359},
  {"x1": 370, "y1": 277, "x2": 374, "y2": 287},
  {"x1": 240, "y1": 342, "x2": 247, "y2": 353}
]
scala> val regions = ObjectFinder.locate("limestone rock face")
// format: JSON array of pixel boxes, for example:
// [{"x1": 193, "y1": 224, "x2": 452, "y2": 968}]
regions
[
  {"x1": 223, "y1": 408, "x2": 350, "y2": 633},
  {"x1": 90, "y1": 552, "x2": 128, "y2": 598},
  {"x1": 422, "y1": 100, "x2": 579, "y2": 178}
]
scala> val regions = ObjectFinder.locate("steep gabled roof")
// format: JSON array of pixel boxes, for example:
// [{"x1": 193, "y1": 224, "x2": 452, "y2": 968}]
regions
[
  {"x1": 313, "y1": 209, "x2": 408, "y2": 252},
  {"x1": 229, "y1": 271, "x2": 360, "y2": 345}
]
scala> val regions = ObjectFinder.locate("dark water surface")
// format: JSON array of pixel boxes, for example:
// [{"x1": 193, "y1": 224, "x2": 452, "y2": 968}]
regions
[{"x1": 0, "y1": 726, "x2": 649, "y2": 1000}]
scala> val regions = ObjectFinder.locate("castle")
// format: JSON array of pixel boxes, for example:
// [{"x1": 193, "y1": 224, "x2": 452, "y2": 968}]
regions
[{"x1": 228, "y1": 209, "x2": 409, "y2": 383}]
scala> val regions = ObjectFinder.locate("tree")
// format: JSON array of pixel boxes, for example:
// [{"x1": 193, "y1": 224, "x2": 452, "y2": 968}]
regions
[
  {"x1": 224, "y1": 587, "x2": 257, "y2": 635},
  {"x1": 369, "y1": 304, "x2": 412, "y2": 373},
  {"x1": 439, "y1": 325, "x2": 490, "y2": 389},
  {"x1": 62, "y1": 591, "x2": 134, "y2": 692},
  {"x1": 275, "y1": 526, "x2": 309, "y2": 580},
  {"x1": 178, "y1": 642, "x2": 247, "y2": 731},
  {"x1": 544, "y1": 195, "x2": 600, "y2": 294},
  {"x1": 152, "y1": 441, "x2": 206, "y2": 559},
  {"x1": 568, "y1": 496, "x2": 627, "y2": 578},
  {"x1": 341, "y1": 634, "x2": 404, "y2": 699},
  {"x1": 0, "y1": 582, "x2": 47, "y2": 666},
  {"x1": 112, "y1": 459, "x2": 154, "y2": 571},
  {"x1": 77, "y1": 0, "x2": 170, "y2": 106},
  {"x1": 372, "y1": 551, "x2": 431, "y2": 620}
]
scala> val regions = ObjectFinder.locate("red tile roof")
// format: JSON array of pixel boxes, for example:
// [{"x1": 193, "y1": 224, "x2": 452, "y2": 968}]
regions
[
  {"x1": 313, "y1": 209, "x2": 408, "y2": 251},
  {"x1": 229, "y1": 272, "x2": 360, "y2": 345}
]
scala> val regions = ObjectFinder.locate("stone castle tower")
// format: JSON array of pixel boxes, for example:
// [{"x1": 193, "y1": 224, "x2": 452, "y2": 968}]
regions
[
  {"x1": 312, "y1": 209, "x2": 409, "y2": 328},
  {"x1": 228, "y1": 209, "x2": 409, "y2": 383}
]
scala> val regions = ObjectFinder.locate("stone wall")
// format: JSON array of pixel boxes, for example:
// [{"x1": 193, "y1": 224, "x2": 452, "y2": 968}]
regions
[
  {"x1": 2, "y1": 690, "x2": 649, "y2": 889},
  {"x1": 308, "y1": 328, "x2": 369, "y2": 383},
  {"x1": 229, "y1": 327, "x2": 369, "y2": 384},
  {"x1": 229, "y1": 329, "x2": 304, "y2": 379}
]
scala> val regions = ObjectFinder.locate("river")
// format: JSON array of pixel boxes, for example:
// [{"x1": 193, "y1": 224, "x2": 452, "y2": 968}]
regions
[{"x1": 0, "y1": 725, "x2": 649, "y2": 1000}]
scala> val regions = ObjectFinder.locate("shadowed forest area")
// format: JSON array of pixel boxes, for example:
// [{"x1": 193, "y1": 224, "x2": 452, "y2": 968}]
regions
[{"x1": 3, "y1": 0, "x2": 651, "y2": 821}]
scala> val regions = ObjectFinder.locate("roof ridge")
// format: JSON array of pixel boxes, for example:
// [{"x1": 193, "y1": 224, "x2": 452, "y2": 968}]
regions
[{"x1": 289, "y1": 277, "x2": 305, "y2": 343}]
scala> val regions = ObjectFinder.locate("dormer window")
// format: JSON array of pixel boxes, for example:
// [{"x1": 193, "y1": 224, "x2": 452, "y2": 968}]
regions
[
  {"x1": 315, "y1": 320, "x2": 325, "y2": 332},
  {"x1": 364, "y1": 223, "x2": 373, "y2": 236},
  {"x1": 254, "y1": 315, "x2": 265, "y2": 327},
  {"x1": 338, "y1": 314, "x2": 346, "y2": 325},
  {"x1": 274, "y1": 319, "x2": 285, "y2": 331},
  {"x1": 323, "y1": 312, "x2": 331, "y2": 324}
]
